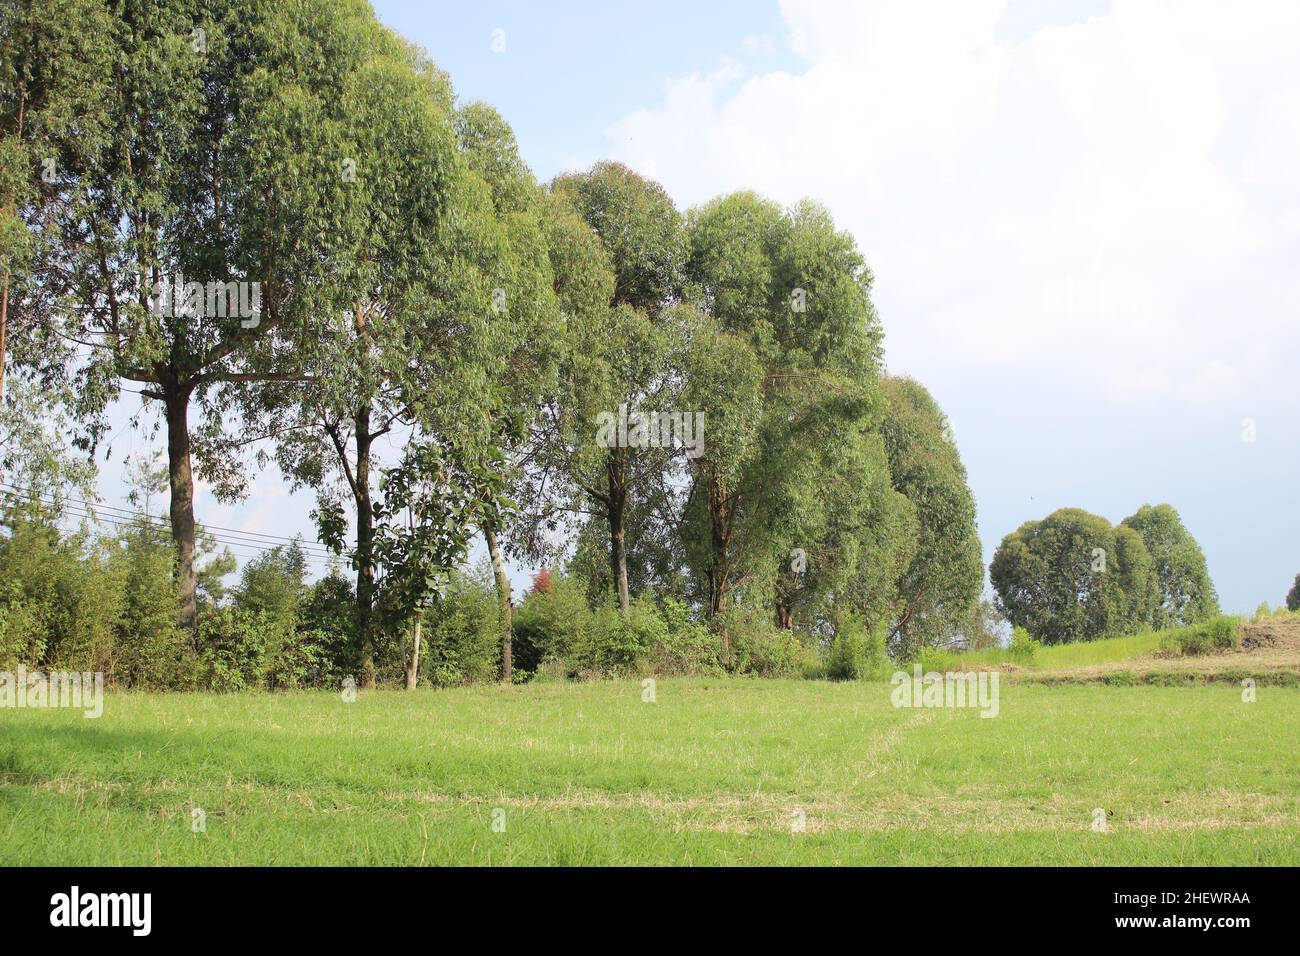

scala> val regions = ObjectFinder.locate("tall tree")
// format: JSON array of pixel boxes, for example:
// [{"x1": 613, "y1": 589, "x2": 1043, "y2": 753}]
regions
[
  {"x1": 991, "y1": 508, "x2": 1156, "y2": 644},
  {"x1": 682, "y1": 192, "x2": 903, "y2": 643},
  {"x1": 15, "y1": 0, "x2": 427, "y2": 635},
  {"x1": 545, "y1": 162, "x2": 686, "y2": 613},
  {"x1": 452, "y1": 102, "x2": 582, "y2": 682},
  {"x1": 879, "y1": 376, "x2": 983, "y2": 657},
  {"x1": 0, "y1": 0, "x2": 114, "y2": 404},
  {"x1": 1120, "y1": 503, "x2": 1218, "y2": 628},
  {"x1": 239, "y1": 38, "x2": 497, "y2": 686}
]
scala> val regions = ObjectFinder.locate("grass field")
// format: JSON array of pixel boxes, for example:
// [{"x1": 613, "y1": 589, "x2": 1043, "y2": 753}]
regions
[{"x1": 2, "y1": 675, "x2": 1297, "y2": 865}]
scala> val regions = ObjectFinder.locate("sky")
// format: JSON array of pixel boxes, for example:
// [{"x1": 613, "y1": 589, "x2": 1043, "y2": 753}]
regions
[{"x1": 89, "y1": 0, "x2": 1300, "y2": 614}]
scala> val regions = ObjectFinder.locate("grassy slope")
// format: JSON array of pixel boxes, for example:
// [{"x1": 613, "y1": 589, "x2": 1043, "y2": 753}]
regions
[
  {"x1": 952, "y1": 631, "x2": 1166, "y2": 671},
  {"x1": 2, "y1": 678, "x2": 1296, "y2": 865}
]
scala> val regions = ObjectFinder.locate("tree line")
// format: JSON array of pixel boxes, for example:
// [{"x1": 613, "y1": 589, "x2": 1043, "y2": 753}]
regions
[{"x1": 0, "y1": 1, "x2": 1219, "y2": 689}]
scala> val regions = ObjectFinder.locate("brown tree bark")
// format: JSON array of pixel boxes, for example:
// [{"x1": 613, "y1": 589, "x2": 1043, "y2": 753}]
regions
[
  {"x1": 404, "y1": 613, "x2": 422, "y2": 690},
  {"x1": 353, "y1": 402, "x2": 376, "y2": 689},
  {"x1": 705, "y1": 469, "x2": 733, "y2": 660},
  {"x1": 484, "y1": 527, "x2": 513, "y2": 682},
  {"x1": 0, "y1": 268, "x2": 8, "y2": 404},
  {"x1": 164, "y1": 383, "x2": 198, "y2": 637},
  {"x1": 606, "y1": 453, "x2": 630, "y2": 613}
]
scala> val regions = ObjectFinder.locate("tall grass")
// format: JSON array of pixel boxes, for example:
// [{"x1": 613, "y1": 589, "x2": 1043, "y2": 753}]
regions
[{"x1": 946, "y1": 622, "x2": 1239, "y2": 672}]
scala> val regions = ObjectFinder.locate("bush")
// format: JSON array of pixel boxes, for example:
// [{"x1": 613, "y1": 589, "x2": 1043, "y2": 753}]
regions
[
  {"x1": 298, "y1": 571, "x2": 358, "y2": 676},
  {"x1": 721, "y1": 608, "x2": 817, "y2": 678},
  {"x1": 1160, "y1": 615, "x2": 1240, "y2": 657},
  {"x1": 581, "y1": 601, "x2": 653, "y2": 675},
  {"x1": 825, "y1": 617, "x2": 890, "y2": 680},
  {"x1": 651, "y1": 598, "x2": 720, "y2": 675},
  {"x1": 1008, "y1": 626, "x2": 1040, "y2": 664},
  {"x1": 513, "y1": 571, "x2": 593, "y2": 674},
  {"x1": 916, "y1": 645, "x2": 958, "y2": 673},
  {"x1": 0, "y1": 599, "x2": 45, "y2": 669},
  {"x1": 416, "y1": 567, "x2": 500, "y2": 687}
]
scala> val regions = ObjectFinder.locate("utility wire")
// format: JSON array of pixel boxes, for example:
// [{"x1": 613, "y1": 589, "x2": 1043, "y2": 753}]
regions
[{"x1": 0, "y1": 485, "x2": 343, "y2": 567}]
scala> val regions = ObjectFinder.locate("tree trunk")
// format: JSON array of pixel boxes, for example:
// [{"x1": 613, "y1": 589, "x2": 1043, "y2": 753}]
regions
[
  {"x1": 354, "y1": 403, "x2": 376, "y2": 689},
  {"x1": 704, "y1": 469, "x2": 733, "y2": 662},
  {"x1": 775, "y1": 599, "x2": 793, "y2": 630},
  {"x1": 0, "y1": 269, "x2": 8, "y2": 404},
  {"x1": 0, "y1": 267, "x2": 9, "y2": 403},
  {"x1": 706, "y1": 471, "x2": 730, "y2": 617},
  {"x1": 607, "y1": 454, "x2": 630, "y2": 613},
  {"x1": 484, "y1": 526, "x2": 513, "y2": 683},
  {"x1": 164, "y1": 384, "x2": 198, "y2": 637},
  {"x1": 404, "y1": 613, "x2": 421, "y2": 690}
]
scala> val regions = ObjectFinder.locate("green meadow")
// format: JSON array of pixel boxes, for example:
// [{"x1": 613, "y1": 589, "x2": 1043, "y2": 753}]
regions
[{"x1": 2, "y1": 678, "x2": 1295, "y2": 866}]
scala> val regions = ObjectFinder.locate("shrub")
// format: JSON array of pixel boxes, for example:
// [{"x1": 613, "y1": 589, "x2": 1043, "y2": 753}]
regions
[
  {"x1": 581, "y1": 602, "x2": 652, "y2": 675},
  {"x1": 1008, "y1": 626, "x2": 1040, "y2": 664},
  {"x1": 512, "y1": 571, "x2": 593, "y2": 673},
  {"x1": 0, "y1": 599, "x2": 45, "y2": 669},
  {"x1": 917, "y1": 645, "x2": 958, "y2": 673},
  {"x1": 199, "y1": 607, "x2": 282, "y2": 691},
  {"x1": 298, "y1": 571, "x2": 359, "y2": 676},
  {"x1": 1159, "y1": 615, "x2": 1240, "y2": 657},
  {"x1": 825, "y1": 617, "x2": 890, "y2": 681},
  {"x1": 651, "y1": 598, "x2": 720, "y2": 675},
  {"x1": 1255, "y1": 602, "x2": 1272, "y2": 621},
  {"x1": 417, "y1": 567, "x2": 500, "y2": 687},
  {"x1": 722, "y1": 608, "x2": 817, "y2": 678}
]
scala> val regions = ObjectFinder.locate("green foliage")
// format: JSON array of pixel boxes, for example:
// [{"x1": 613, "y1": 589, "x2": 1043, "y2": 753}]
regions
[
  {"x1": 236, "y1": 542, "x2": 307, "y2": 630},
  {"x1": 991, "y1": 508, "x2": 1157, "y2": 645},
  {"x1": 1120, "y1": 504, "x2": 1219, "y2": 628},
  {"x1": 650, "y1": 598, "x2": 720, "y2": 675},
  {"x1": 825, "y1": 617, "x2": 890, "y2": 681},
  {"x1": 1287, "y1": 574, "x2": 1300, "y2": 612},
  {"x1": 551, "y1": 161, "x2": 686, "y2": 312},
  {"x1": 197, "y1": 606, "x2": 327, "y2": 692},
  {"x1": 1159, "y1": 616, "x2": 1241, "y2": 657},
  {"x1": 880, "y1": 376, "x2": 983, "y2": 656},
  {"x1": 916, "y1": 646, "x2": 959, "y2": 673},
  {"x1": 416, "y1": 567, "x2": 500, "y2": 688},
  {"x1": 1008, "y1": 626, "x2": 1040, "y2": 664},
  {"x1": 514, "y1": 582, "x2": 721, "y2": 678},
  {"x1": 512, "y1": 570, "x2": 593, "y2": 672},
  {"x1": 719, "y1": 607, "x2": 817, "y2": 678}
]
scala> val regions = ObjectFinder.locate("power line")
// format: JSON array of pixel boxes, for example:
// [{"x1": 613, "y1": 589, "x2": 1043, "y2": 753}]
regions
[
  {"x1": 0, "y1": 485, "x2": 343, "y2": 566},
  {"x1": 0, "y1": 480, "x2": 341, "y2": 559}
]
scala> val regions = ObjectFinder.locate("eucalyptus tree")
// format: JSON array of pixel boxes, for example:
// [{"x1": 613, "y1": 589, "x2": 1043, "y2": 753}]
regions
[
  {"x1": 991, "y1": 508, "x2": 1156, "y2": 644},
  {"x1": 544, "y1": 162, "x2": 687, "y2": 613},
  {"x1": 14, "y1": 0, "x2": 429, "y2": 635},
  {"x1": 1119, "y1": 503, "x2": 1218, "y2": 628},
  {"x1": 879, "y1": 376, "x2": 983, "y2": 656},
  {"x1": 682, "y1": 192, "x2": 904, "y2": 639},
  {"x1": 237, "y1": 41, "x2": 508, "y2": 685},
  {"x1": 451, "y1": 102, "x2": 575, "y2": 681},
  {"x1": 0, "y1": 0, "x2": 114, "y2": 403}
]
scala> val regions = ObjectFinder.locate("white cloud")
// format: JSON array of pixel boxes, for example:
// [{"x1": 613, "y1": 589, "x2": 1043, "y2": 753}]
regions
[{"x1": 605, "y1": 0, "x2": 1300, "y2": 412}]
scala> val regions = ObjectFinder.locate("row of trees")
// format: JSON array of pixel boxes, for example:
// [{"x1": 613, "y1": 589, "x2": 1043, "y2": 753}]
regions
[
  {"x1": 1, "y1": 0, "x2": 989, "y2": 685},
  {"x1": 990, "y1": 504, "x2": 1219, "y2": 644}
]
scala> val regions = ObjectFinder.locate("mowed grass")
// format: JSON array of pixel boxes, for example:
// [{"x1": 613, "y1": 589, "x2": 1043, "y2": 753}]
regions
[{"x1": 1, "y1": 679, "x2": 1296, "y2": 865}]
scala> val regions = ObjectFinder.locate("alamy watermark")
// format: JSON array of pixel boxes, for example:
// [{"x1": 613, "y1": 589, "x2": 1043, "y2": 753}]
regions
[
  {"x1": 594, "y1": 403, "x2": 705, "y2": 459},
  {"x1": 890, "y1": 664, "x2": 1000, "y2": 718},
  {"x1": 0, "y1": 667, "x2": 104, "y2": 718},
  {"x1": 148, "y1": 271, "x2": 262, "y2": 328}
]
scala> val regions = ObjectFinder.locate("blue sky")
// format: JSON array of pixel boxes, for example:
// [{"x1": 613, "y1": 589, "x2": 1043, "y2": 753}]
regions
[{"x1": 88, "y1": 0, "x2": 1300, "y2": 615}]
